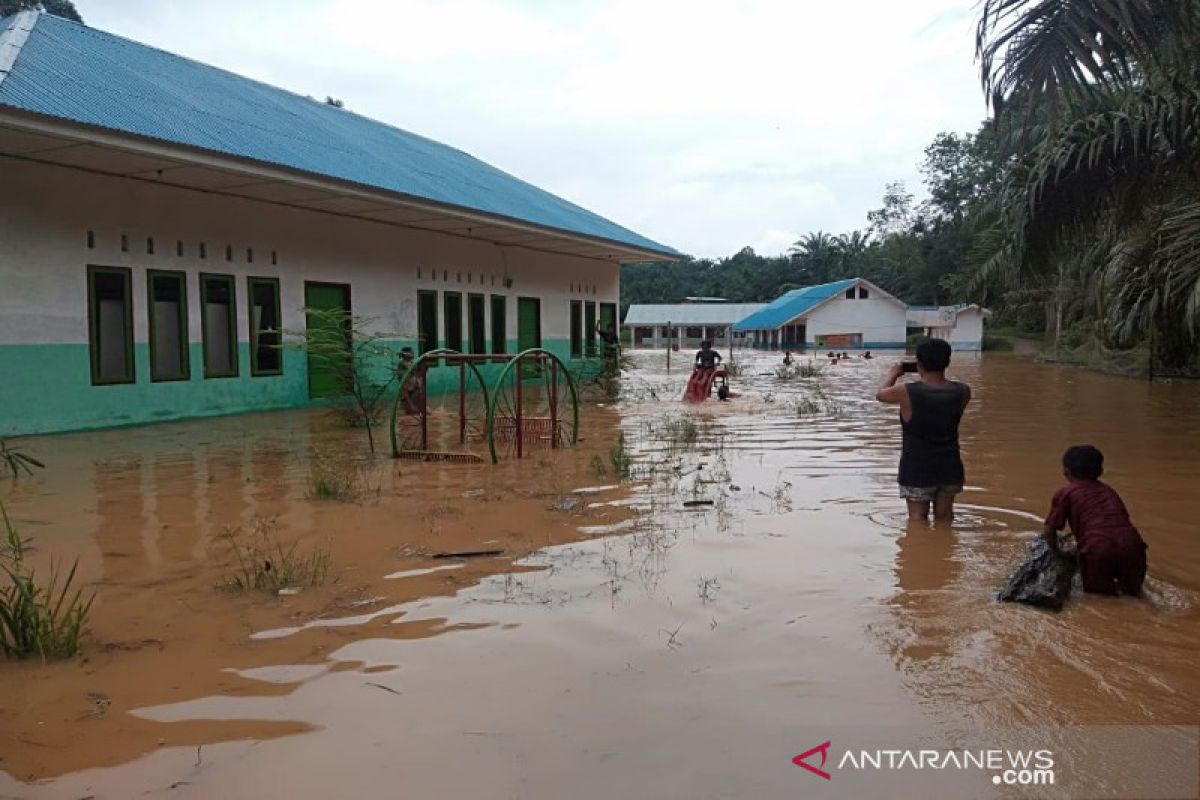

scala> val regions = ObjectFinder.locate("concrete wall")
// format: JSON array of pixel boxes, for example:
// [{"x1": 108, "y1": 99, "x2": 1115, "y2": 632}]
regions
[
  {"x1": 0, "y1": 156, "x2": 619, "y2": 436},
  {"x1": 947, "y1": 308, "x2": 984, "y2": 351},
  {"x1": 910, "y1": 308, "x2": 986, "y2": 352},
  {"x1": 803, "y1": 294, "x2": 907, "y2": 348}
]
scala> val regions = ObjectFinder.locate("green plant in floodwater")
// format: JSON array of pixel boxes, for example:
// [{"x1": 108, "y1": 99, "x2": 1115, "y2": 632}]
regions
[
  {"x1": 793, "y1": 395, "x2": 823, "y2": 416},
  {"x1": 0, "y1": 440, "x2": 44, "y2": 480},
  {"x1": 797, "y1": 361, "x2": 823, "y2": 378},
  {"x1": 0, "y1": 500, "x2": 94, "y2": 661},
  {"x1": 218, "y1": 517, "x2": 330, "y2": 594},
  {"x1": 307, "y1": 451, "x2": 376, "y2": 502},
  {"x1": 661, "y1": 418, "x2": 699, "y2": 448},
  {"x1": 589, "y1": 454, "x2": 608, "y2": 478},
  {"x1": 793, "y1": 383, "x2": 842, "y2": 418},
  {"x1": 610, "y1": 431, "x2": 633, "y2": 481}
]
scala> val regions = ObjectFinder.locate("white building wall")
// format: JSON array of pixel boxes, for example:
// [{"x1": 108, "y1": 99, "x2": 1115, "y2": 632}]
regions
[
  {"x1": 0, "y1": 156, "x2": 619, "y2": 434},
  {"x1": 0, "y1": 157, "x2": 617, "y2": 347},
  {"x1": 803, "y1": 295, "x2": 907, "y2": 347},
  {"x1": 947, "y1": 308, "x2": 985, "y2": 351}
]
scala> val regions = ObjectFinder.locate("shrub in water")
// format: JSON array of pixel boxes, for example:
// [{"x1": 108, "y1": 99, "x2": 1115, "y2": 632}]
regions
[
  {"x1": 0, "y1": 501, "x2": 93, "y2": 661},
  {"x1": 219, "y1": 517, "x2": 330, "y2": 594}
]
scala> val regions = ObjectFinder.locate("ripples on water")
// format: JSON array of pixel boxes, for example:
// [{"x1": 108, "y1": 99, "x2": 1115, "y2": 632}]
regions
[
  {"x1": 618, "y1": 350, "x2": 1200, "y2": 731},
  {"x1": 4, "y1": 348, "x2": 1198, "y2": 799}
]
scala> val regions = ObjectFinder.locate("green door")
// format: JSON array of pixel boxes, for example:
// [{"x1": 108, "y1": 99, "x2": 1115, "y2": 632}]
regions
[
  {"x1": 599, "y1": 303, "x2": 617, "y2": 341},
  {"x1": 517, "y1": 297, "x2": 541, "y2": 378},
  {"x1": 517, "y1": 297, "x2": 541, "y2": 351},
  {"x1": 304, "y1": 283, "x2": 351, "y2": 398}
]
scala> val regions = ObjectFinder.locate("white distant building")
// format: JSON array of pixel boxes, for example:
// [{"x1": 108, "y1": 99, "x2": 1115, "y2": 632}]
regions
[
  {"x1": 905, "y1": 304, "x2": 991, "y2": 352},
  {"x1": 734, "y1": 278, "x2": 907, "y2": 350},
  {"x1": 623, "y1": 303, "x2": 766, "y2": 349}
]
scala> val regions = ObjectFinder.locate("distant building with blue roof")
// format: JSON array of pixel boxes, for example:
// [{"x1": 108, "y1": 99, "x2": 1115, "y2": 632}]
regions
[
  {"x1": 733, "y1": 278, "x2": 907, "y2": 350},
  {"x1": 0, "y1": 10, "x2": 677, "y2": 435},
  {"x1": 623, "y1": 302, "x2": 766, "y2": 349}
]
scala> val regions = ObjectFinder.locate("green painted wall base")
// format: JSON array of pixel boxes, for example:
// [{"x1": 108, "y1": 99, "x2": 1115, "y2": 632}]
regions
[{"x1": 0, "y1": 337, "x2": 596, "y2": 437}]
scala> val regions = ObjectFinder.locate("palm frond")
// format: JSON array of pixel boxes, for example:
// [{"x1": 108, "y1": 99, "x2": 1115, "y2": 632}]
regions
[{"x1": 977, "y1": 0, "x2": 1194, "y2": 115}]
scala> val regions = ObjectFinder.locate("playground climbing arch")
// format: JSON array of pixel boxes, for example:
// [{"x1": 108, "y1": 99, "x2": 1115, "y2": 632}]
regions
[{"x1": 389, "y1": 348, "x2": 579, "y2": 465}]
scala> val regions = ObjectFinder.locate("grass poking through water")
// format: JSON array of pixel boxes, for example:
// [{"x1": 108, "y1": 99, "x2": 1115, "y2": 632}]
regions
[
  {"x1": 0, "y1": 440, "x2": 44, "y2": 480},
  {"x1": 0, "y1": 500, "x2": 94, "y2": 661},
  {"x1": 307, "y1": 451, "x2": 377, "y2": 502},
  {"x1": 218, "y1": 517, "x2": 330, "y2": 594},
  {"x1": 610, "y1": 431, "x2": 633, "y2": 480}
]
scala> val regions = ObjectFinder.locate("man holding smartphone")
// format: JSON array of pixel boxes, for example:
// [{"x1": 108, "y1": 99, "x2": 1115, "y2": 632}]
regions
[{"x1": 875, "y1": 339, "x2": 972, "y2": 522}]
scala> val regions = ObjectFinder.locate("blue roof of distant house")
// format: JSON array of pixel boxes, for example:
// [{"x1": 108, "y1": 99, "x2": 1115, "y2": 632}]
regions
[
  {"x1": 733, "y1": 279, "x2": 860, "y2": 331},
  {"x1": 0, "y1": 12, "x2": 678, "y2": 258}
]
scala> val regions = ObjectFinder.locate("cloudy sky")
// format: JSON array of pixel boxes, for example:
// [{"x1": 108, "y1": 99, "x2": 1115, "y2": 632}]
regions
[{"x1": 77, "y1": 1, "x2": 987, "y2": 258}]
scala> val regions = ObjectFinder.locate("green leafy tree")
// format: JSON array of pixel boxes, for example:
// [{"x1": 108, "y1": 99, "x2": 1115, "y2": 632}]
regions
[
  {"x1": 971, "y1": 0, "x2": 1200, "y2": 367},
  {"x1": 286, "y1": 309, "x2": 404, "y2": 455},
  {"x1": 0, "y1": 0, "x2": 83, "y2": 23}
]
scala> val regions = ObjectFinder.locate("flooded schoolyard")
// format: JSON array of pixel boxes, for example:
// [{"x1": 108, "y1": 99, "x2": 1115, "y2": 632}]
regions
[{"x1": 1, "y1": 351, "x2": 1198, "y2": 799}]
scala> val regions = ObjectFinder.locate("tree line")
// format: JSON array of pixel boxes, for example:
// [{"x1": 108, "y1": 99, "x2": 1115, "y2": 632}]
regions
[{"x1": 624, "y1": 0, "x2": 1200, "y2": 371}]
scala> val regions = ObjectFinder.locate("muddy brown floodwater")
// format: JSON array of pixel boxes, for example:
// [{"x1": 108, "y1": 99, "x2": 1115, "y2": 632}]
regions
[{"x1": 1, "y1": 351, "x2": 1197, "y2": 799}]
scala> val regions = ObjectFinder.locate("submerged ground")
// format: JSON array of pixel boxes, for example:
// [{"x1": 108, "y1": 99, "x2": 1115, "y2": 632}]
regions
[{"x1": 1, "y1": 351, "x2": 1197, "y2": 799}]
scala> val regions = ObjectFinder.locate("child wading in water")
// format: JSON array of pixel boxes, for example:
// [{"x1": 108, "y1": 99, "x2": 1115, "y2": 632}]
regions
[{"x1": 1043, "y1": 445, "x2": 1148, "y2": 596}]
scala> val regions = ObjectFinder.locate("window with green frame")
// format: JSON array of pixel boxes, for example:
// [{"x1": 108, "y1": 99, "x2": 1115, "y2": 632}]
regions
[
  {"x1": 147, "y1": 269, "x2": 189, "y2": 382},
  {"x1": 87, "y1": 265, "x2": 135, "y2": 385},
  {"x1": 584, "y1": 301, "x2": 597, "y2": 356},
  {"x1": 570, "y1": 300, "x2": 583, "y2": 358},
  {"x1": 490, "y1": 295, "x2": 507, "y2": 354},
  {"x1": 248, "y1": 277, "x2": 283, "y2": 376},
  {"x1": 443, "y1": 291, "x2": 463, "y2": 352},
  {"x1": 467, "y1": 294, "x2": 486, "y2": 354},
  {"x1": 417, "y1": 290, "x2": 438, "y2": 354},
  {"x1": 200, "y1": 273, "x2": 239, "y2": 377}
]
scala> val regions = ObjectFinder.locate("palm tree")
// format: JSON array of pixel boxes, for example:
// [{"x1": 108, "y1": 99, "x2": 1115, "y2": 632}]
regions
[
  {"x1": 972, "y1": 0, "x2": 1200, "y2": 365},
  {"x1": 789, "y1": 232, "x2": 843, "y2": 284}
]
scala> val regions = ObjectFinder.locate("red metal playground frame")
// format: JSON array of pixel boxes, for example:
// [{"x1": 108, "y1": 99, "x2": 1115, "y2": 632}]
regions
[{"x1": 388, "y1": 348, "x2": 580, "y2": 465}]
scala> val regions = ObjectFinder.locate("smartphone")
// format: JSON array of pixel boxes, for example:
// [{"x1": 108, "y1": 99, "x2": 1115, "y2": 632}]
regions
[{"x1": 901, "y1": 361, "x2": 919, "y2": 373}]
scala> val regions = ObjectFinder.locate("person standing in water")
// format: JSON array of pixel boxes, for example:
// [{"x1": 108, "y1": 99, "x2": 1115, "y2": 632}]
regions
[
  {"x1": 875, "y1": 339, "x2": 971, "y2": 522},
  {"x1": 694, "y1": 339, "x2": 721, "y2": 372}
]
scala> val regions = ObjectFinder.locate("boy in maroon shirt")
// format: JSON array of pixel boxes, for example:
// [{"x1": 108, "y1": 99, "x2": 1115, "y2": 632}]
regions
[{"x1": 1042, "y1": 445, "x2": 1148, "y2": 596}]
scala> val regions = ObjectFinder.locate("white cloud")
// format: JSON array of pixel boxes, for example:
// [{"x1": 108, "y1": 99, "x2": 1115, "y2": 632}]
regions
[{"x1": 78, "y1": 0, "x2": 986, "y2": 258}]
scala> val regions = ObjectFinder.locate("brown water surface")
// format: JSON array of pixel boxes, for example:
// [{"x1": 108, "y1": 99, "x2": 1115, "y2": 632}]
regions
[{"x1": 1, "y1": 352, "x2": 1197, "y2": 799}]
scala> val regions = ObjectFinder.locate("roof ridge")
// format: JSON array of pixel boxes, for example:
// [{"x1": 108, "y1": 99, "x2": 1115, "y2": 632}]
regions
[{"x1": 0, "y1": 9, "x2": 39, "y2": 89}]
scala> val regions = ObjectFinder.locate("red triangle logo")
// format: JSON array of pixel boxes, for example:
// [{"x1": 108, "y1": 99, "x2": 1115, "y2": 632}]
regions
[{"x1": 792, "y1": 741, "x2": 832, "y2": 780}]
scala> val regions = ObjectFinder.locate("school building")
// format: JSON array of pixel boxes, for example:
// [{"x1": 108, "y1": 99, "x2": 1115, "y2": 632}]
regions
[
  {"x1": 0, "y1": 11, "x2": 677, "y2": 437},
  {"x1": 622, "y1": 302, "x2": 766, "y2": 349},
  {"x1": 733, "y1": 278, "x2": 908, "y2": 349}
]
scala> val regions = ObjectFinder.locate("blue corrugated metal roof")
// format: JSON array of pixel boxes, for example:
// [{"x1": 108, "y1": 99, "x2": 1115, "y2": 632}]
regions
[
  {"x1": 623, "y1": 303, "x2": 766, "y2": 326},
  {"x1": 0, "y1": 13, "x2": 678, "y2": 258},
  {"x1": 733, "y1": 279, "x2": 858, "y2": 331}
]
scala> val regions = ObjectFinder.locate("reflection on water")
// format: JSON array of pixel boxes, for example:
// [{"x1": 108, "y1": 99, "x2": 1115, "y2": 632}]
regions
[{"x1": 1, "y1": 350, "x2": 1198, "y2": 798}]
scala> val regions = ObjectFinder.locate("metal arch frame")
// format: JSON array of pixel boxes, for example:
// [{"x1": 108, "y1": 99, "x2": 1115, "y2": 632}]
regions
[
  {"x1": 388, "y1": 348, "x2": 492, "y2": 458},
  {"x1": 485, "y1": 348, "x2": 580, "y2": 465}
]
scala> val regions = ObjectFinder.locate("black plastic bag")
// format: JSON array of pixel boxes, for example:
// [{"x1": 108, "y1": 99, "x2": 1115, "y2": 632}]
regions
[{"x1": 997, "y1": 538, "x2": 1078, "y2": 611}]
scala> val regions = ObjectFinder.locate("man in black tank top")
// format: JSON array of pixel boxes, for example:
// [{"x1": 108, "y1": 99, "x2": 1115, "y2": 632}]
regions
[{"x1": 874, "y1": 339, "x2": 972, "y2": 522}]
